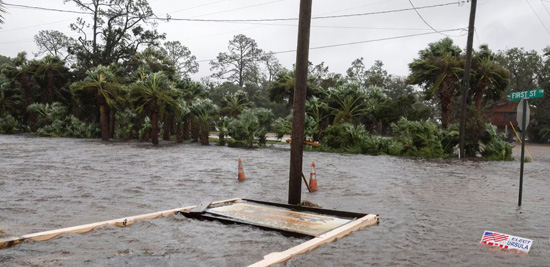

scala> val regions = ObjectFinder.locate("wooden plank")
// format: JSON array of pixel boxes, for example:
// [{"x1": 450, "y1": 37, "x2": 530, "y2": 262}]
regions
[
  {"x1": 248, "y1": 214, "x2": 379, "y2": 267},
  {"x1": 209, "y1": 198, "x2": 242, "y2": 208},
  {"x1": 0, "y1": 206, "x2": 196, "y2": 249}
]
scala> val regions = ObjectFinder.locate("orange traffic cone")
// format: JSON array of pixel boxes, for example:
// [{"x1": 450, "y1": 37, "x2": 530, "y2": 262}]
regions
[
  {"x1": 309, "y1": 161, "x2": 318, "y2": 192},
  {"x1": 238, "y1": 157, "x2": 246, "y2": 181}
]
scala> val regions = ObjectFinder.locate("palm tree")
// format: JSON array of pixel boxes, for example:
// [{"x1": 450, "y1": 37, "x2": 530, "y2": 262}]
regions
[
  {"x1": 0, "y1": 88, "x2": 22, "y2": 117},
  {"x1": 327, "y1": 84, "x2": 369, "y2": 125},
  {"x1": 33, "y1": 55, "x2": 70, "y2": 104},
  {"x1": 71, "y1": 65, "x2": 124, "y2": 141},
  {"x1": 268, "y1": 69, "x2": 319, "y2": 107},
  {"x1": 471, "y1": 45, "x2": 510, "y2": 112},
  {"x1": 130, "y1": 72, "x2": 178, "y2": 145},
  {"x1": 0, "y1": 0, "x2": 6, "y2": 25},
  {"x1": 306, "y1": 96, "x2": 329, "y2": 141},
  {"x1": 3, "y1": 52, "x2": 37, "y2": 130},
  {"x1": 26, "y1": 102, "x2": 67, "y2": 128},
  {"x1": 190, "y1": 99, "x2": 218, "y2": 145},
  {"x1": 220, "y1": 90, "x2": 251, "y2": 117},
  {"x1": 177, "y1": 78, "x2": 206, "y2": 140},
  {"x1": 408, "y1": 38, "x2": 464, "y2": 129},
  {"x1": 174, "y1": 99, "x2": 191, "y2": 143}
]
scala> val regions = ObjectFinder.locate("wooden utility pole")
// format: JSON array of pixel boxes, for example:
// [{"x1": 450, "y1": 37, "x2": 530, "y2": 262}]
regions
[
  {"x1": 289, "y1": 0, "x2": 312, "y2": 205},
  {"x1": 459, "y1": 0, "x2": 478, "y2": 158}
]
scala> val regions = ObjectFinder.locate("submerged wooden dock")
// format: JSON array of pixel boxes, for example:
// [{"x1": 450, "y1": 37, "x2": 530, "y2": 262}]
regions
[
  {"x1": 182, "y1": 198, "x2": 379, "y2": 266},
  {"x1": 1, "y1": 198, "x2": 378, "y2": 266}
]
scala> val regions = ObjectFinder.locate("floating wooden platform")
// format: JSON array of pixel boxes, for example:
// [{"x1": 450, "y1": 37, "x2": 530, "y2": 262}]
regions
[
  {"x1": 2, "y1": 198, "x2": 378, "y2": 266},
  {"x1": 182, "y1": 199, "x2": 374, "y2": 238},
  {"x1": 181, "y1": 198, "x2": 379, "y2": 266},
  {"x1": 0, "y1": 206, "x2": 195, "y2": 249}
]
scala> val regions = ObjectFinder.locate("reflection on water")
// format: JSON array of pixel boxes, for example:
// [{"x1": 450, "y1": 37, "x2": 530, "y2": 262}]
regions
[{"x1": 0, "y1": 135, "x2": 549, "y2": 266}]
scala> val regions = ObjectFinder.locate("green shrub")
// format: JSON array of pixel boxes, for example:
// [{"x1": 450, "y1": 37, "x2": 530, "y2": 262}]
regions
[
  {"x1": 391, "y1": 118, "x2": 446, "y2": 158},
  {"x1": 36, "y1": 119, "x2": 67, "y2": 137},
  {"x1": 322, "y1": 123, "x2": 355, "y2": 149},
  {"x1": 0, "y1": 115, "x2": 18, "y2": 134},
  {"x1": 115, "y1": 109, "x2": 139, "y2": 140},
  {"x1": 388, "y1": 141, "x2": 404, "y2": 156},
  {"x1": 481, "y1": 139, "x2": 514, "y2": 160},
  {"x1": 67, "y1": 115, "x2": 99, "y2": 138},
  {"x1": 138, "y1": 117, "x2": 151, "y2": 142},
  {"x1": 271, "y1": 116, "x2": 291, "y2": 139},
  {"x1": 227, "y1": 110, "x2": 259, "y2": 147}
]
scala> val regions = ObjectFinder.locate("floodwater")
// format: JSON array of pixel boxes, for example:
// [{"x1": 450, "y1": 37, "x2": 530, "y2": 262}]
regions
[{"x1": 0, "y1": 135, "x2": 549, "y2": 266}]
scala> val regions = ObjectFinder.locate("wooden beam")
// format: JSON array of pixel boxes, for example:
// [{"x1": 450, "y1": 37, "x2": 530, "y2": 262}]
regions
[
  {"x1": 0, "y1": 206, "x2": 195, "y2": 249},
  {"x1": 248, "y1": 214, "x2": 379, "y2": 267},
  {"x1": 208, "y1": 198, "x2": 243, "y2": 208}
]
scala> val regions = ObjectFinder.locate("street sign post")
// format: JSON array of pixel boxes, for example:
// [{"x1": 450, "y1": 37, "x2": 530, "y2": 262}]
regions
[
  {"x1": 510, "y1": 89, "x2": 543, "y2": 206},
  {"x1": 516, "y1": 99, "x2": 530, "y2": 131}
]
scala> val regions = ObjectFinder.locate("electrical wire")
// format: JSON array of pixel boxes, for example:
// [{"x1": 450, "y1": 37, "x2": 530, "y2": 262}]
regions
[
  {"x1": 184, "y1": 0, "x2": 284, "y2": 19},
  {"x1": 526, "y1": 0, "x2": 550, "y2": 36},
  {"x1": 408, "y1": 0, "x2": 451, "y2": 37},
  {"x1": 474, "y1": 28, "x2": 482, "y2": 45},
  {"x1": 0, "y1": 18, "x2": 76, "y2": 33},
  {"x1": 3, "y1": 3, "x2": 90, "y2": 15},
  {"x1": 160, "y1": 0, "x2": 228, "y2": 15},
  {"x1": 4, "y1": 2, "x2": 462, "y2": 23},
  {"x1": 541, "y1": 0, "x2": 550, "y2": 16},
  {"x1": 164, "y1": 2, "x2": 460, "y2": 22},
  {"x1": 196, "y1": 28, "x2": 466, "y2": 63}
]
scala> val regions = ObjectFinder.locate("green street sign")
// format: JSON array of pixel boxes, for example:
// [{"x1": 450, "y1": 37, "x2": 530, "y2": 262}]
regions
[{"x1": 509, "y1": 89, "x2": 544, "y2": 101}]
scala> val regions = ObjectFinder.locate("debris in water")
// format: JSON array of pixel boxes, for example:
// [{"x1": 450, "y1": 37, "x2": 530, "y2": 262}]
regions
[{"x1": 299, "y1": 200, "x2": 322, "y2": 208}]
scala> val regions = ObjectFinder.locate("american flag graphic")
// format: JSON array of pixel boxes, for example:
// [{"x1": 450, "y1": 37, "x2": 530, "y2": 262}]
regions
[{"x1": 481, "y1": 231, "x2": 509, "y2": 244}]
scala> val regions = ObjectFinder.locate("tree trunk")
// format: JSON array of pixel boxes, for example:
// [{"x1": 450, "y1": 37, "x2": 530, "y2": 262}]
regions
[
  {"x1": 109, "y1": 109, "x2": 116, "y2": 138},
  {"x1": 100, "y1": 104, "x2": 109, "y2": 141},
  {"x1": 47, "y1": 70, "x2": 54, "y2": 103},
  {"x1": 183, "y1": 118, "x2": 191, "y2": 140},
  {"x1": 218, "y1": 131, "x2": 225, "y2": 146},
  {"x1": 200, "y1": 123, "x2": 209, "y2": 145},
  {"x1": 474, "y1": 86, "x2": 484, "y2": 113},
  {"x1": 22, "y1": 74, "x2": 36, "y2": 131},
  {"x1": 176, "y1": 124, "x2": 184, "y2": 143},
  {"x1": 151, "y1": 111, "x2": 159, "y2": 145},
  {"x1": 440, "y1": 83, "x2": 453, "y2": 129},
  {"x1": 191, "y1": 118, "x2": 200, "y2": 141},
  {"x1": 162, "y1": 114, "x2": 170, "y2": 141}
]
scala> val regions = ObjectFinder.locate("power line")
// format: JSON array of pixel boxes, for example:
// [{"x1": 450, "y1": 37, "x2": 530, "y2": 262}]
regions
[
  {"x1": 3, "y1": 3, "x2": 89, "y2": 15},
  {"x1": 408, "y1": 0, "x2": 452, "y2": 37},
  {"x1": 5, "y1": 2, "x2": 462, "y2": 23},
  {"x1": 526, "y1": 0, "x2": 550, "y2": 36},
  {"x1": 200, "y1": 20, "x2": 445, "y2": 31},
  {"x1": 541, "y1": 0, "x2": 550, "y2": 16},
  {"x1": 474, "y1": 28, "x2": 482, "y2": 44},
  {"x1": 197, "y1": 28, "x2": 466, "y2": 62},
  {"x1": 160, "y1": 0, "x2": 228, "y2": 15},
  {"x1": 185, "y1": 0, "x2": 284, "y2": 19},
  {"x1": 0, "y1": 18, "x2": 76, "y2": 33},
  {"x1": 163, "y1": 2, "x2": 461, "y2": 22}
]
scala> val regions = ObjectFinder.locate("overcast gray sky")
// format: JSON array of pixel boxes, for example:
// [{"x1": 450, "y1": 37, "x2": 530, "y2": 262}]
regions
[{"x1": 1, "y1": 0, "x2": 549, "y2": 80}]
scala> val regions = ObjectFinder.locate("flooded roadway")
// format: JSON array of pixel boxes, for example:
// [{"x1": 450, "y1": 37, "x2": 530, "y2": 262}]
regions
[{"x1": 0, "y1": 135, "x2": 549, "y2": 266}]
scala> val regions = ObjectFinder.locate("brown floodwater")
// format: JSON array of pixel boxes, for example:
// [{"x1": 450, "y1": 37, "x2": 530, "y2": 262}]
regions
[{"x1": 0, "y1": 135, "x2": 549, "y2": 266}]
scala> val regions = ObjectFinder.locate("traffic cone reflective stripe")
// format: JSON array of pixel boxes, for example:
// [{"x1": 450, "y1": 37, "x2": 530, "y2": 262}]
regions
[
  {"x1": 309, "y1": 161, "x2": 318, "y2": 192},
  {"x1": 238, "y1": 157, "x2": 246, "y2": 181}
]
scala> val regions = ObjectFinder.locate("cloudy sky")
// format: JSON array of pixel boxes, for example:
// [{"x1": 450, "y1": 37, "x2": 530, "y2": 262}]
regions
[{"x1": 1, "y1": 0, "x2": 549, "y2": 80}]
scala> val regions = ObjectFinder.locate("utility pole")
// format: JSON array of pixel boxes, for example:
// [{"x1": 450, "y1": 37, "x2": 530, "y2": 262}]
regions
[
  {"x1": 289, "y1": 0, "x2": 312, "y2": 205},
  {"x1": 459, "y1": 0, "x2": 478, "y2": 159}
]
